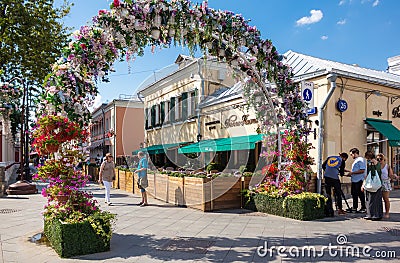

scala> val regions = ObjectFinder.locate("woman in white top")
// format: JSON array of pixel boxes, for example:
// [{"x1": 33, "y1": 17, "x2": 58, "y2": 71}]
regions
[{"x1": 377, "y1": 153, "x2": 399, "y2": 219}]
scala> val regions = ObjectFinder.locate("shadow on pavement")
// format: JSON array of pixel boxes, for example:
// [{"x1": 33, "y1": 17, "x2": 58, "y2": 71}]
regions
[{"x1": 69, "y1": 228, "x2": 400, "y2": 262}]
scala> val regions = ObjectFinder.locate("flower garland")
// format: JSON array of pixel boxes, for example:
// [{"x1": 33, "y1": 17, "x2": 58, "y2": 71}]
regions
[{"x1": 39, "y1": 0, "x2": 307, "y2": 133}]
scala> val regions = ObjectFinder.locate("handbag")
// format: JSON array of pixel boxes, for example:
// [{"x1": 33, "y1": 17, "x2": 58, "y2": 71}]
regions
[
  {"x1": 137, "y1": 176, "x2": 148, "y2": 189},
  {"x1": 363, "y1": 170, "x2": 382, "y2": 192}
]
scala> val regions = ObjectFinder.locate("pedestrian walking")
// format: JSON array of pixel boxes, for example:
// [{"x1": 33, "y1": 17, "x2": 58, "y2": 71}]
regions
[
  {"x1": 135, "y1": 151, "x2": 148, "y2": 206},
  {"x1": 363, "y1": 151, "x2": 383, "y2": 220},
  {"x1": 346, "y1": 148, "x2": 367, "y2": 213},
  {"x1": 377, "y1": 153, "x2": 399, "y2": 219},
  {"x1": 322, "y1": 152, "x2": 349, "y2": 215},
  {"x1": 98, "y1": 153, "x2": 115, "y2": 206}
]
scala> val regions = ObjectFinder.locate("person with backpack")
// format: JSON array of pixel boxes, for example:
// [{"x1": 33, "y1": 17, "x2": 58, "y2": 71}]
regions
[{"x1": 322, "y1": 152, "x2": 349, "y2": 216}]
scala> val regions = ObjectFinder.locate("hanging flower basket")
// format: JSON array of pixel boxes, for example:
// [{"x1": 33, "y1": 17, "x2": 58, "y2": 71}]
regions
[
  {"x1": 46, "y1": 144, "x2": 60, "y2": 153},
  {"x1": 55, "y1": 194, "x2": 69, "y2": 203},
  {"x1": 153, "y1": 15, "x2": 162, "y2": 28},
  {"x1": 151, "y1": 29, "x2": 161, "y2": 39},
  {"x1": 45, "y1": 124, "x2": 58, "y2": 132},
  {"x1": 168, "y1": 28, "x2": 175, "y2": 37}
]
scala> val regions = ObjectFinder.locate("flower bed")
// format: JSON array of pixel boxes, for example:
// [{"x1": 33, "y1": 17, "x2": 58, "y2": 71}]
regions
[{"x1": 254, "y1": 192, "x2": 326, "y2": 221}]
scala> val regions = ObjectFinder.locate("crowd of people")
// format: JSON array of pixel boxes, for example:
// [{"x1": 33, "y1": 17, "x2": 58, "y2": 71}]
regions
[{"x1": 323, "y1": 147, "x2": 399, "y2": 220}]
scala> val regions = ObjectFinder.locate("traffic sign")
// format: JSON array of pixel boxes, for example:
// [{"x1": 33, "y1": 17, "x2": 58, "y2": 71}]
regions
[
  {"x1": 336, "y1": 99, "x2": 348, "y2": 112},
  {"x1": 301, "y1": 81, "x2": 314, "y2": 113}
]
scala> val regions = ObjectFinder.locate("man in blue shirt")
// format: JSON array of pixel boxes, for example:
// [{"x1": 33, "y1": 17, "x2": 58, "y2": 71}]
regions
[
  {"x1": 322, "y1": 152, "x2": 348, "y2": 215},
  {"x1": 347, "y1": 148, "x2": 367, "y2": 213},
  {"x1": 135, "y1": 151, "x2": 149, "y2": 206}
]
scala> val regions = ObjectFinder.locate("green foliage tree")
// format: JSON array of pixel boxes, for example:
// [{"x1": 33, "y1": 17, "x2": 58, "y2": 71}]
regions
[
  {"x1": 0, "y1": 0, "x2": 71, "y2": 84},
  {"x1": 0, "y1": 0, "x2": 72, "y2": 138}
]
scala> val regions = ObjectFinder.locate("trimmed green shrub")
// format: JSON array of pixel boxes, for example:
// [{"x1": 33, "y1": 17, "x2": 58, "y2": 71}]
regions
[
  {"x1": 169, "y1": 171, "x2": 184, "y2": 177},
  {"x1": 206, "y1": 162, "x2": 220, "y2": 173},
  {"x1": 241, "y1": 189, "x2": 257, "y2": 211},
  {"x1": 44, "y1": 214, "x2": 113, "y2": 258},
  {"x1": 242, "y1": 172, "x2": 253, "y2": 177},
  {"x1": 254, "y1": 192, "x2": 326, "y2": 221}
]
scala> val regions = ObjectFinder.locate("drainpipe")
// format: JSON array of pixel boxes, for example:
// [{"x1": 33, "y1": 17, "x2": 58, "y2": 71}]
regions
[
  {"x1": 197, "y1": 59, "x2": 204, "y2": 141},
  {"x1": 316, "y1": 73, "x2": 337, "y2": 194},
  {"x1": 197, "y1": 59, "x2": 205, "y2": 168}
]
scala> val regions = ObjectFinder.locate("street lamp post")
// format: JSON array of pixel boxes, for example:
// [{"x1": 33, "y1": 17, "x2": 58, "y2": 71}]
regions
[
  {"x1": 101, "y1": 107, "x2": 107, "y2": 157},
  {"x1": 6, "y1": 77, "x2": 37, "y2": 195}
]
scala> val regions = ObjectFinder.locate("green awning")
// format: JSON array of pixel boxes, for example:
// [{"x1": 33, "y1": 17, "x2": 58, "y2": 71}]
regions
[
  {"x1": 178, "y1": 134, "x2": 264, "y2": 154},
  {"x1": 365, "y1": 118, "x2": 400, "y2": 147},
  {"x1": 133, "y1": 142, "x2": 182, "y2": 155}
]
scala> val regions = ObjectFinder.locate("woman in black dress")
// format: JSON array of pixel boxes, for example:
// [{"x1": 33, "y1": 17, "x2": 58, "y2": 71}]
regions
[{"x1": 363, "y1": 151, "x2": 383, "y2": 220}]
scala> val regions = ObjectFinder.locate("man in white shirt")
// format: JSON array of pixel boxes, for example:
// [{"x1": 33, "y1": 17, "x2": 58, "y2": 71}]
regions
[{"x1": 346, "y1": 148, "x2": 367, "y2": 213}]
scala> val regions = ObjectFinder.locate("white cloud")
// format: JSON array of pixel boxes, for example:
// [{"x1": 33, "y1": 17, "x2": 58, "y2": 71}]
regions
[
  {"x1": 372, "y1": 0, "x2": 379, "y2": 7},
  {"x1": 337, "y1": 19, "x2": 347, "y2": 25},
  {"x1": 296, "y1": 10, "x2": 323, "y2": 26},
  {"x1": 321, "y1": 35, "x2": 329, "y2": 40},
  {"x1": 339, "y1": 0, "x2": 346, "y2": 5}
]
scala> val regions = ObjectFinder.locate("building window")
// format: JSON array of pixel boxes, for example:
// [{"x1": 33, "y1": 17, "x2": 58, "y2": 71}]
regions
[
  {"x1": 155, "y1": 104, "x2": 160, "y2": 125},
  {"x1": 189, "y1": 91, "x2": 196, "y2": 117},
  {"x1": 177, "y1": 96, "x2": 182, "y2": 120},
  {"x1": 366, "y1": 131, "x2": 383, "y2": 154},
  {"x1": 165, "y1": 101, "x2": 170, "y2": 122}
]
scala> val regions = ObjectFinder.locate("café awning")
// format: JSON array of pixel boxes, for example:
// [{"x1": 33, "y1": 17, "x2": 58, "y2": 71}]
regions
[
  {"x1": 365, "y1": 118, "x2": 400, "y2": 147},
  {"x1": 133, "y1": 142, "x2": 184, "y2": 155},
  {"x1": 178, "y1": 134, "x2": 264, "y2": 154}
]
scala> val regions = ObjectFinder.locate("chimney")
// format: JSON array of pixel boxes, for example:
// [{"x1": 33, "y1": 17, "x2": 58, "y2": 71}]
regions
[{"x1": 387, "y1": 55, "x2": 400, "y2": 75}]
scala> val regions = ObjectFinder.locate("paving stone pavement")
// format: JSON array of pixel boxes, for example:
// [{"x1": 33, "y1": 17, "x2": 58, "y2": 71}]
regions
[{"x1": 0, "y1": 182, "x2": 399, "y2": 262}]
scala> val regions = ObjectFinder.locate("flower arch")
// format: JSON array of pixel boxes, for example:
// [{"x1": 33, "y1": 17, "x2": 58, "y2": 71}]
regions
[
  {"x1": 40, "y1": 0, "x2": 308, "y2": 137},
  {"x1": 33, "y1": 1, "x2": 314, "y2": 245}
]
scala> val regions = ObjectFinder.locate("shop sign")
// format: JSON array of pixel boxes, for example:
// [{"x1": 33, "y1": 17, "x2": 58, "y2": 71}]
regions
[
  {"x1": 224, "y1": 114, "x2": 258, "y2": 128},
  {"x1": 372, "y1": 110, "x2": 382, "y2": 117},
  {"x1": 393, "y1": 105, "x2": 400, "y2": 118}
]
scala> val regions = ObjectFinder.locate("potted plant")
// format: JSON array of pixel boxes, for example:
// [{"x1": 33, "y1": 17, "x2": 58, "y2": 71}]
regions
[{"x1": 33, "y1": 116, "x2": 115, "y2": 258}]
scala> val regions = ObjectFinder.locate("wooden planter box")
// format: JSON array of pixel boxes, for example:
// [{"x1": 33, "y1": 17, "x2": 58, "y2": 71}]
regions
[
  {"x1": 184, "y1": 177, "x2": 212, "y2": 211},
  {"x1": 154, "y1": 173, "x2": 168, "y2": 202},
  {"x1": 44, "y1": 219, "x2": 110, "y2": 258},
  {"x1": 168, "y1": 176, "x2": 185, "y2": 206},
  {"x1": 118, "y1": 170, "x2": 127, "y2": 191},
  {"x1": 210, "y1": 176, "x2": 242, "y2": 211},
  {"x1": 133, "y1": 173, "x2": 140, "y2": 194},
  {"x1": 113, "y1": 169, "x2": 119, "y2": 189},
  {"x1": 125, "y1": 171, "x2": 134, "y2": 193},
  {"x1": 146, "y1": 172, "x2": 155, "y2": 197}
]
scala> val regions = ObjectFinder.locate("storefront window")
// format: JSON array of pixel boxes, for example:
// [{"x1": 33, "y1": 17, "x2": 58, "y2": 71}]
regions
[{"x1": 366, "y1": 131, "x2": 383, "y2": 154}]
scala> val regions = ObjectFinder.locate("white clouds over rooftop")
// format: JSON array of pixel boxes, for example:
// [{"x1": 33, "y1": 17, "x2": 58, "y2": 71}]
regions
[{"x1": 296, "y1": 10, "x2": 323, "y2": 26}]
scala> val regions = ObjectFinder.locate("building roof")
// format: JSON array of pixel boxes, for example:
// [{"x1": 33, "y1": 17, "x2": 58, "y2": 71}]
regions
[
  {"x1": 200, "y1": 81, "x2": 243, "y2": 108},
  {"x1": 283, "y1": 50, "x2": 400, "y2": 88}
]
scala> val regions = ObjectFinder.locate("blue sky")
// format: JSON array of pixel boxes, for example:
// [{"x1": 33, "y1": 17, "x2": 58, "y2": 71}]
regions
[{"x1": 55, "y1": 0, "x2": 400, "y2": 104}]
